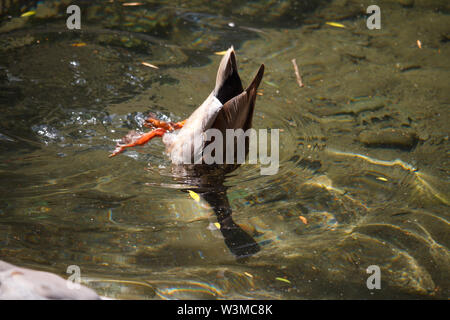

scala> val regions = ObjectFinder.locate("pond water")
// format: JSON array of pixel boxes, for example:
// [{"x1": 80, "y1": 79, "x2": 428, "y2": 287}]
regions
[{"x1": 0, "y1": 0, "x2": 448, "y2": 299}]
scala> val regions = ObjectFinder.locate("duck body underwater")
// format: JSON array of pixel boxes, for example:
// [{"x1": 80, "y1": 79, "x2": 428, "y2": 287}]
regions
[{"x1": 110, "y1": 47, "x2": 265, "y2": 258}]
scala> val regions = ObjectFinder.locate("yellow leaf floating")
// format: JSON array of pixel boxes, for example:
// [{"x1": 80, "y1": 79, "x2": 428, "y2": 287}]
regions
[
  {"x1": 188, "y1": 190, "x2": 200, "y2": 202},
  {"x1": 326, "y1": 22, "x2": 346, "y2": 28},
  {"x1": 214, "y1": 222, "x2": 221, "y2": 229},
  {"x1": 21, "y1": 11, "x2": 36, "y2": 17},
  {"x1": 275, "y1": 277, "x2": 291, "y2": 284},
  {"x1": 71, "y1": 42, "x2": 87, "y2": 47},
  {"x1": 214, "y1": 50, "x2": 228, "y2": 56},
  {"x1": 376, "y1": 177, "x2": 388, "y2": 182}
]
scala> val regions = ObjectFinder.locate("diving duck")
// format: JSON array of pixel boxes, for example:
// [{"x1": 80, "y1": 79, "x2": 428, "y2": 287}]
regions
[
  {"x1": 110, "y1": 46, "x2": 264, "y2": 163},
  {"x1": 110, "y1": 47, "x2": 264, "y2": 258}
]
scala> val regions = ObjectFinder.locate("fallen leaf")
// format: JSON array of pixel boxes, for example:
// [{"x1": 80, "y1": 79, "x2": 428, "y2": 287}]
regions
[
  {"x1": 141, "y1": 62, "x2": 159, "y2": 69},
  {"x1": 71, "y1": 42, "x2": 87, "y2": 47},
  {"x1": 263, "y1": 80, "x2": 278, "y2": 88},
  {"x1": 21, "y1": 11, "x2": 36, "y2": 17},
  {"x1": 214, "y1": 222, "x2": 221, "y2": 229},
  {"x1": 275, "y1": 277, "x2": 291, "y2": 284},
  {"x1": 122, "y1": 2, "x2": 143, "y2": 6},
  {"x1": 326, "y1": 22, "x2": 346, "y2": 28},
  {"x1": 188, "y1": 190, "x2": 200, "y2": 202},
  {"x1": 299, "y1": 215, "x2": 308, "y2": 224},
  {"x1": 416, "y1": 40, "x2": 422, "y2": 49},
  {"x1": 214, "y1": 50, "x2": 228, "y2": 56}
]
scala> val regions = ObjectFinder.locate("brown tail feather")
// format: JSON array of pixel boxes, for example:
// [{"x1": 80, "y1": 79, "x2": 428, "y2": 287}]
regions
[
  {"x1": 242, "y1": 64, "x2": 264, "y2": 131},
  {"x1": 246, "y1": 64, "x2": 265, "y2": 95},
  {"x1": 213, "y1": 47, "x2": 244, "y2": 104}
]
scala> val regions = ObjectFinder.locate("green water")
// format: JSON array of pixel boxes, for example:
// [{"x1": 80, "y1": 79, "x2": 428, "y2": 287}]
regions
[{"x1": 0, "y1": 0, "x2": 448, "y2": 299}]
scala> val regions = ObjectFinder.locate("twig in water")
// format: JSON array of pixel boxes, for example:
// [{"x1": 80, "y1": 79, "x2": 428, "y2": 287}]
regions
[{"x1": 291, "y1": 58, "x2": 304, "y2": 88}]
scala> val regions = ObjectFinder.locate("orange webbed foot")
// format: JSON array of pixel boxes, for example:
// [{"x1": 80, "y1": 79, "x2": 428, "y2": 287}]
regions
[
  {"x1": 173, "y1": 119, "x2": 186, "y2": 129},
  {"x1": 109, "y1": 128, "x2": 166, "y2": 158},
  {"x1": 144, "y1": 115, "x2": 186, "y2": 131}
]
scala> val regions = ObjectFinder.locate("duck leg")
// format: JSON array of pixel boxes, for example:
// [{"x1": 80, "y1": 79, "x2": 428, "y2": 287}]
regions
[
  {"x1": 144, "y1": 117, "x2": 186, "y2": 131},
  {"x1": 109, "y1": 116, "x2": 186, "y2": 158},
  {"x1": 109, "y1": 128, "x2": 166, "y2": 158}
]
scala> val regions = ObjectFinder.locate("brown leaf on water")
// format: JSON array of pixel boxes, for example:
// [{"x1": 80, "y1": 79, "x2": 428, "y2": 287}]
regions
[{"x1": 299, "y1": 215, "x2": 308, "y2": 224}]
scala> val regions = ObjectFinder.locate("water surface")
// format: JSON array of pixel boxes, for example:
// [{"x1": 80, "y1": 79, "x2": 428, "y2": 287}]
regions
[{"x1": 0, "y1": 0, "x2": 448, "y2": 299}]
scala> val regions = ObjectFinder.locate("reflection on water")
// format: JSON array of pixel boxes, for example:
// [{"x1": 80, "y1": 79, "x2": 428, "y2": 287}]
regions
[{"x1": 0, "y1": 0, "x2": 448, "y2": 299}]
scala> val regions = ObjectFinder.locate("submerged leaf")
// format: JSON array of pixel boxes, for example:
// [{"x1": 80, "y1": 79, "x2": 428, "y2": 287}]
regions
[{"x1": 122, "y1": 2, "x2": 144, "y2": 6}]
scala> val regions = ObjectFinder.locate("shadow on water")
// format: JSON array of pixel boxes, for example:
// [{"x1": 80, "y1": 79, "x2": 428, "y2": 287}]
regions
[{"x1": 172, "y1": 166, "x2": 261, "y2": 259}]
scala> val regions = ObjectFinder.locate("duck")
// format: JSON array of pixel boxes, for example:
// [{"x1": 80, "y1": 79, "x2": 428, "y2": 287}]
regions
[
  {"x1": 110, "y1": 47, "x2": 265, "y2": 258},
  {"x1": 110, "y1": 46, "x2": 264, "y2": 163}
]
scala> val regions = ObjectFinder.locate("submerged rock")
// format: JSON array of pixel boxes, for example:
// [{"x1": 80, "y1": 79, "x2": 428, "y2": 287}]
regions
[{"x1": 358, "y1": 128, "x2": 418, "y2": 150}]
